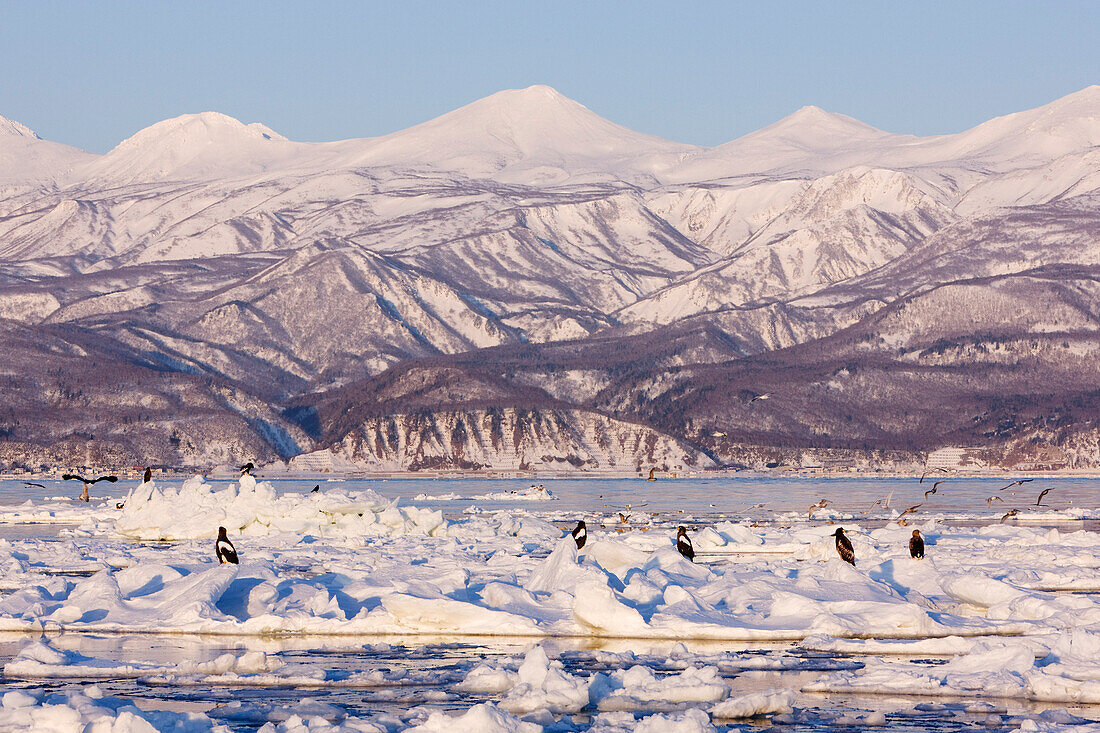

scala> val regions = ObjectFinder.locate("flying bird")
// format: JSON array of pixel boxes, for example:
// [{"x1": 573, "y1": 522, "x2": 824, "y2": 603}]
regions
[
  {"x1": 22, "y1": 482, "x2": 44, "y2": 489},
  {"x1": 1001, "y1": 509, "x2": 1019, "y2": 523},
  {"x1": 864, "y1": 491, "x2": 895, "y2": 514},
  {"x1": 899, "y1": 504, "x2": 921, "y2": 518},
  {"x1": 909, "y1": 529, "x2": 925, "y2": 559},
  {"x1": 1036, "y1": 488, "x2": 1053, "y2": 506},
  {"x1": 749, "y1": 393, "x2": 771, "y2": 403},
  {"x1": 919, "y1": 467, "x2": 949, "y2": 484},
  {"x1": 986, "y1": 495, "x2": 1005, "y2": 507},
  {"x1": 239, "y1": 462, "x2": 255, "y2": 476},
  {"x1": 571, "y1": 520, "x2": 587, "y2": 549},
  {"x1": 833, "y1": 528, "x2": 855, "y2": 565},
  {"x1": 808, "y1": 499, "x2": 830, "y2": 518},
  {"x1": 924, "y1": 480, "x2": 946, "y2": 499},
  {"x1": 998, "y1": 479, "x2": 1034, "y2": 492},
  {"x1": 61, "y1": 473, "x2": 117, "y2": 484},
  {"x1": 646, "y1": 468, "x2": 657, "y2": 481},
  {"x1": 215, "y1": 527, "x2": 238, "y2": 564},
  {"x1": 676, "y1": 526, "x2": 695, "y2": 562},
  {"x1": 61, "y1": 473, "x2": 118, "y2": 503}
]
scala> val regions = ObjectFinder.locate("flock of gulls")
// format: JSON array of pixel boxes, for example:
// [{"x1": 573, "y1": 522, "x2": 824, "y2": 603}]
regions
[{"x1": 46, "y1": 458, "x2": 1056, "y2": 568}]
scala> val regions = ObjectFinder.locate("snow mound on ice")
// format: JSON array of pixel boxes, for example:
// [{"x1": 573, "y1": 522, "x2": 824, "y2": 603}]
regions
[
  {"x1": 5, "y1": 636, "x2": 270, "y2": 680},
  {"x1": 115, "y1": 475, "x2": 445, "y2": 540},
  {"x1": 593, "y1": 664, "x2": 730, "y2": 710},
  {"x1": 806, "y1": 632, "x2": 1100, "y2": 703},
  {"x1": 591, "y1": 708, "x2": 717, "y2": 732},
  {"x1": 498, "y1": 646, "x2": 591, "y2": 714},
  {"x1": 407, "y1": 702, "x2": 539, "y2": 732},
  {"x1": 710, "y1": 688, "x2": 797, "y2": 718},
  {"x1": 475, "y1": 485, "x2": 557, "y2": 501},
  {"x1": 0, "y1": 685, "x2": 226, "y2": 732}
]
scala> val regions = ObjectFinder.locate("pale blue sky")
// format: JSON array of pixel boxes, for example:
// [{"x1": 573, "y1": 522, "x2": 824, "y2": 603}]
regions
[{"x1": 1, "y1": 0, "x2": 1097, "y2": 152}]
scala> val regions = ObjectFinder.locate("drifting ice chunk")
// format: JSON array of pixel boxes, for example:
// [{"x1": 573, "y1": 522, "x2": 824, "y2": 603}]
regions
[
  {"x1": 407, "y1": 702, "x2": 540, "y2": 732},
  {"x1": 711, "y1": 688, "x2": 797, "y2": 718},
  {"x1": 499, "y1": 646, "x2": 591, "y2": 714},
  {"x1": 115, "y1": 474, "x2": 445, "y2": 540}
]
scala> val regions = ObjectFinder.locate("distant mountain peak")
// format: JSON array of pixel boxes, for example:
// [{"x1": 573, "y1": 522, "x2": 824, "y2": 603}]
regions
[
  {"x1": 0, "y1": 114, "x2": 40, "y2": 139},
  {"x1": 761, "y1": 104, "x2": 889, "y2": 141},
  {"x1": 786, "y1": 104, "x2": 831, "y2": 119},
  {"x1": 85, "y1": 111, "x2": 293, "y2": 183},
  {"x1": 496, "y1": 83, "x2": 568, "y2": 100},
  {"x1": 352, "y1": 85, "x2": 696, "y2": 182},
  {"x1": 111, "y1": 111, "x2": 288, "y2": 154}
]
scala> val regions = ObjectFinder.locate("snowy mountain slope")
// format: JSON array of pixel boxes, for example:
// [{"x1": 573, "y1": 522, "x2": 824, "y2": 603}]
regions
[
  {"x1": 19, "y1": 243, "x2": 517, "y2": 389},
  {"x1": 645, "y1": 179, "x2": 808, "y2": 257},
  {"x1": 882, "y1": 84, "x2": 1100, "y2": 172},
  {"x1": 0, "y1": 114, "x2": 96, "y2": 185},
  {"x1": 829, "y1": 190, "x2": 1100, "y2": 299},
  {"x1": 618, "y1": 167, "x2": 958, "y2": 325},
  {"x1": 1, "y1": 86, "x2": 1100, "y2": 466},
  {"x1": 955, "y1": 148, "x2": 1100, "y2": 214},
  {"x1": 322, "y1": 406, "x2": 712, "y2": 472},
  {"x1": 0, "y1": 318, "x2": 312, "y2": 465},
  {"x1": 292, "y1": 258, "x2": 1100, "y2": 469}
]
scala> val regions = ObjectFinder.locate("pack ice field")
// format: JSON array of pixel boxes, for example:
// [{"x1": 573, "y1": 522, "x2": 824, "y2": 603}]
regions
[{"x1": 1, "y1": 474, "x2": 1100, "y2": 731}]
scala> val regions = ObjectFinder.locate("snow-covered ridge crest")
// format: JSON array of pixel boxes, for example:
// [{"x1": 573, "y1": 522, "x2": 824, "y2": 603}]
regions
[
  {"x1": 0, "y1": 114, "x2": 95, "y2": 184},
  {"x1": 111, "y1": 111, "x2": 287, "y2": 149},
  {"x1": 79, "y1": 110, "x2": 298, "y2": 183},
  {"x1": 0, "y1": 114, "x2": 40, "y2": 139}
]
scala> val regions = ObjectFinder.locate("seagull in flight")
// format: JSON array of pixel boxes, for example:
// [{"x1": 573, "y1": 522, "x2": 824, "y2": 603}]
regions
[
  {"x1": 863, "y1": 498, "x2": 886, "y2": 514},
  {"x1": 986, "y1": 495, "x2": 1005, "y2": 507},
  {"x1": 896, "y1": 504, "x2": 922, "y2": 524},
  {"x1": 1001, "y1": 509, "x2": 1019, "y2": 523},
  {"x1": 1035, "y1": 488, "x2": 1053, "y2": 506},
  {"x1": 919, "y1": 467, "x2": 950, "y2": 484},
  {"x1": 924, "y1": 480, "x2": 946, "y2": 499},
  {"x1": 998, "y1": 479, "x2": 1034, "y2": 492}
]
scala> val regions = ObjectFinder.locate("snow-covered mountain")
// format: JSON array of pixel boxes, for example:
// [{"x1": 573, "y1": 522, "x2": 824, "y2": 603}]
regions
[
  {"x1": 0, "y1": 114, "x2": 95, "y2": 185},
  {"x1": 77, "y1": 111, "x2": 301, "y2": 183},
  {"x1": 1, "y1": 85, "x2": 1099, "y2": 469},
  {"x1": 344, "y1": 85, "x2": 700, "y2": 185}
]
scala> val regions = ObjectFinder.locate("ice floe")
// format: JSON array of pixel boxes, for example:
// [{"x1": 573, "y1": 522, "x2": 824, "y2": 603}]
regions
[{"x1": 113, "y1": 475, "x2": 445, "y2": 541}]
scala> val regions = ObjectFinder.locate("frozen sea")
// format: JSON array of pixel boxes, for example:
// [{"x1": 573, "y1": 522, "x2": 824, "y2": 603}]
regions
[{"x1": 0, "y1": 474, "x2": 1099, "y2": 732}]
